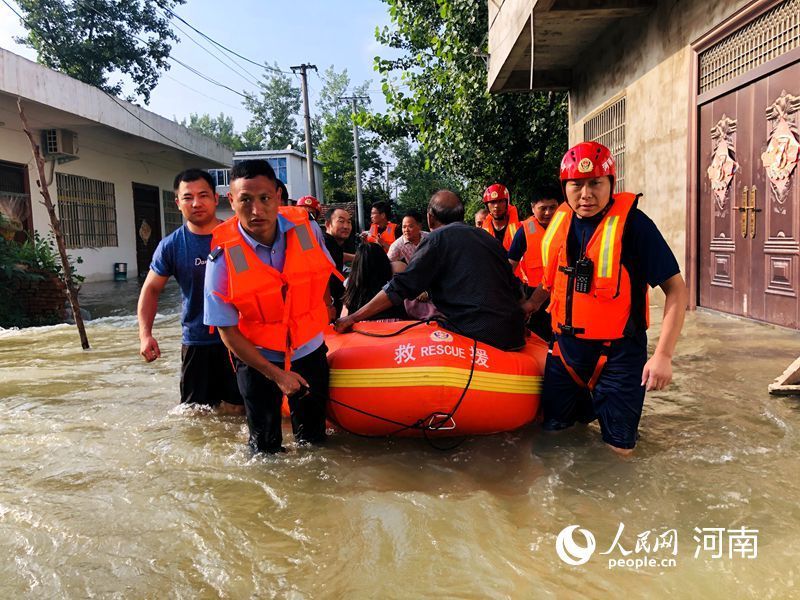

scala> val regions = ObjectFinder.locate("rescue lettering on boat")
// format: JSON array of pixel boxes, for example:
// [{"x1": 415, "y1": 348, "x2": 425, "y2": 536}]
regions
[
  {"x1": 393, "y1": 342, "x2": 491, "y2": 368},
  {"x1": 420, "y1": 344, "x2": 466, "y2": 359}
]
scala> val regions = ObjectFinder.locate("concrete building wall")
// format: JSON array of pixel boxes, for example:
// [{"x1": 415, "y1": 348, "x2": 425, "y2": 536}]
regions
[
  {"x1": 0, "y1": 49, "x2": 232, "y2": 283},
  {"x1": 285, "y1": 155, "x2": 324, "y2": 201},
  {"x1": 0, "y1": 48, "x2": 231, "y2": 166},
  {"x1": 0, "y1": 123, "x2": 206, "y2": 282},
  {"x1": 228, "y1": 151, "x2": 324, "y2": 202},
  {"x1": 568, "y1": 0, "x2": 751, "y2": 272}
]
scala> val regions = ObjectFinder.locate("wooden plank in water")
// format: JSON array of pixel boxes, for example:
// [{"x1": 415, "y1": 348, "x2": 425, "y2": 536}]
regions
[{"x1": 769, "y1": 356, "x2": 800, "y2": 396}]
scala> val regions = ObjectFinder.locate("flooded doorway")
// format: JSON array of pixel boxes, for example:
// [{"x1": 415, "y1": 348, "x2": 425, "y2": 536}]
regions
[
  {"x1": 0, "y1": 160, "x2": 32, "y2": 243},
  {"x1": 132, "y1": 182, "x2": 162, "y2": 278},
  {"x1": 696, "y1": 0, "x2": 800, "y2": 329}
]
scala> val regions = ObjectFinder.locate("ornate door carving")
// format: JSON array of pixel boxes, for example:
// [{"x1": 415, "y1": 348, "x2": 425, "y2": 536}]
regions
[
  {"x1": 699, "y1": 61, "x2": 800, "y2": 328},
  {"x1": 707, "y1": 115, "x2": 738, "y2": 217}
]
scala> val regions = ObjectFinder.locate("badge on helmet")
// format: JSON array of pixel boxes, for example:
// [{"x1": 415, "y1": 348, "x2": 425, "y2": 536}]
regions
[
  {"x1": 482, "y1": 183, "x2": 510, "y2": 204},
  {"x1": 297, "y1": 195, "x2": 321, "y2": 218},
  {"x1": 560, "y1": 142, "x2": 616, "y2": 184}
]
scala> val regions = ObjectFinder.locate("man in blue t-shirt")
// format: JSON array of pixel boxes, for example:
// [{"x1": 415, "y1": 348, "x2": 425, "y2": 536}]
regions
[{"x1": 137, "y1": 169, "x2": 243, "y2": 413}]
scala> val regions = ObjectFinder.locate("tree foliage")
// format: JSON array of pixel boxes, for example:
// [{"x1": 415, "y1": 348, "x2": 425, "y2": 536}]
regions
[
  {"x1": 243, "y1": 67, "x2": 302, "y2": 151},
  {"x1": 314, "y1": 67, "x2": 384, "y2": 205},
  {"x1": 389, "y1": 138, "x2": 461, "y2": 216},
  {"x1": 15, "y1": 0, "x2": 185, "y2": 104},
  {"x1": 181, "y1": 112, "x2": 248, "y2": 151},
  {"x1": 369, "y1": 0, "x2": 568, "y2": 215}
]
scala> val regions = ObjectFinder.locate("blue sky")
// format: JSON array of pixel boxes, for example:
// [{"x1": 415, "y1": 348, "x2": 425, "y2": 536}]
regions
[{"x1": 0, "y1": 0, "x2": 396, "y2": 131}]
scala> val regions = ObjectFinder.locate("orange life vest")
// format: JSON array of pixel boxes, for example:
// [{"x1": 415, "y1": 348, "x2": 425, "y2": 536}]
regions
[
  {"x1": 481, "y1": 204, "x2": 521, "y2": 251},
  {"x1": 210, "y1": 207, "x2": 339, "y2": 359},
  {"x1": 368, "y1": 222, "x2": 398, "y2": 250},
  {"x1": 541, "y1": 192, "x2": 649, "y2": 340},
  {"x1": 519, "y1": 216, "x2": 546, "y2": 287}
]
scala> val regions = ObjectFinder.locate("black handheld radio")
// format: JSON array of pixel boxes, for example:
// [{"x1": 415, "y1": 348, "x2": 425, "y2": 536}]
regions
[{"x1": 574, "y1": 232, "x2": 593, "y2": 294}]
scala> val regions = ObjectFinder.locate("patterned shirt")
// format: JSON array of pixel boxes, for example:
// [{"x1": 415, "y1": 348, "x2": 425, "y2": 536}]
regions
[{"x1": 387, "y1": 231, "x2": 429, "y2": 263}]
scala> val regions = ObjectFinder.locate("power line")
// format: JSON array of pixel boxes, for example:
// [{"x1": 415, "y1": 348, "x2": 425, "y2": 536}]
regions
[
  {"x1": 6, "y1": 0, "x2": 279, "y2": 105},
  {"x1": 169, "y1": 56, "x2": 250, "y2": 99},
  {"x1": 103, "y1": 92, "x2": 199, "y2": 155},
  {"x1": 63, "y1": 0, "x2": 253, "y2": 100},
  {"x1": 168, "y1": 17, "x2": 261, "y2": 88},
  {"x1": 162, "y1": 6, "x2": 290, "y2": 75},
  {"x1": 111, "y1": 95, "x2": 208, "y2": 153},
  {"x1": 163, "y1": 74, "x2": 248, "y2": 112},
  {"x1": 0, "y1": 0, "x2": 218, "y2": 155}
]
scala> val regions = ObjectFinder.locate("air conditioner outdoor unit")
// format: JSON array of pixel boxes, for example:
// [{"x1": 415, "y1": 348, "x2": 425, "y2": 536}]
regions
[{"x1": 41, "y1": 129, "x2": 79, "y2": 162}]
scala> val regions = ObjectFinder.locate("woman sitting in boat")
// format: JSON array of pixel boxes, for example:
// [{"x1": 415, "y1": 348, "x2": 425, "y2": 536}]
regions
[{"x1": 342, "y1": 242, "x2": 407, "y2": 322}]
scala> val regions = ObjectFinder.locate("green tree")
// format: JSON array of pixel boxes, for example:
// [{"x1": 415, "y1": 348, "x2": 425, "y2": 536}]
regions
[
  {"x1": 15, "y1": 0, "x2": 185, "y2": 104},
  {"x1": 369, "y1": 0, "x2": 567, "y2": 216},
  {"x1": 389, "y1": 138, "x2": 462, "y2": 215},
  {"x1": 314, "y1": 67, "x2": 384, "y2": 204},
  {"x1": 243, "y1": 67, "x2": 301, "y2": 151},
  {"x1": 182, "y1": 112, "x2": 245, "y2": 151}
]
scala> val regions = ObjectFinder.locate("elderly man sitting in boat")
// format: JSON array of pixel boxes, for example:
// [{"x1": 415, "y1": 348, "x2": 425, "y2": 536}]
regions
[{"x1": 335, "y1": 190, "x2": 526, "y2": 351}]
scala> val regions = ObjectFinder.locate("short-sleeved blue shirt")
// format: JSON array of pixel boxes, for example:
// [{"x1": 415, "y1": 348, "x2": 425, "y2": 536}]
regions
[
  {"x1": 150, "y1": 224, "x2": 219, "y2": 346},
  {"x1": 204, "y1": 216, "x2": 334, "y2": 363},
  {"x1": 507, "y1": 226, "x2": 528, "y2": 262}
]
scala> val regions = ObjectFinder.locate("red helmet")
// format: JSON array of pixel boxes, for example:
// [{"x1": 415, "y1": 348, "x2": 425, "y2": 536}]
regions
[
  {"x1": 296, "y1": 195, "x2": 321, "y2": 216},
  {"x1": 482, "y1": 183, "x2": 510, "y2": 204},
  {"x1": 560, "y1": 141, "x2": 615, "y2": 183}
]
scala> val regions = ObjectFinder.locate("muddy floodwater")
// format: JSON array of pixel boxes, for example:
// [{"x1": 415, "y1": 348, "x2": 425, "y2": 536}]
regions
[{"x1": 1, "y1": 280, "x2": 799, "y2": 598}]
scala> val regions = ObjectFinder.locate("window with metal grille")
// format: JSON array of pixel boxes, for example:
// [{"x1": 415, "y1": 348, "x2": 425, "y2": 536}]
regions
[
  {"x1": 162, "y1": 190, "x2": 183, "y2": 235},
  {"x1": 699, "y1": 0, "x2": 800, "y2": 94},
  {"x1": 583, "y1": 96, "x2": 626, "y2": 192},
  {"x1": 56, "y1": 173, "x2": 118, "y2": 248}
]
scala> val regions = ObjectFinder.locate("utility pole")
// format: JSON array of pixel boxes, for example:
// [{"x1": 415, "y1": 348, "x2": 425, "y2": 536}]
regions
[
  {"x1": 291, "y1": 63, "x2": 317, "y2": 198},
  {"x1": 340, "y1": 95, "x2": 369, "y2": 231}
]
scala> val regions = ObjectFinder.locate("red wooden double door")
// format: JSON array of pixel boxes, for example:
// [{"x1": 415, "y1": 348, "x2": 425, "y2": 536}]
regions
[{"x1": 699, "y1": 60, "x2": 800, "y2": 328}]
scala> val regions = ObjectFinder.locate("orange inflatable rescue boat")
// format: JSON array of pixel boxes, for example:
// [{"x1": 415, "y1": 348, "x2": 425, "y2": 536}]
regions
[{"x1": 324, "y1": 321, "x2": 546, "y2": 437}]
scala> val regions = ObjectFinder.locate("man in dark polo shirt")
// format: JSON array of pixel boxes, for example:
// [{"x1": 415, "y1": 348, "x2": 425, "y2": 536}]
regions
[
  {"x1": 323, "y1": 206, "x2": 354, "y2": 318},
  {"x1": 335, "y1": 190, "x2": 526, "y2": 351}
]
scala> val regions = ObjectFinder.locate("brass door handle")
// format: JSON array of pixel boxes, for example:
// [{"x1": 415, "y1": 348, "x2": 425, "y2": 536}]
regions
[
  {"x1": 733, "y1": 186, "x2": 749, "y2": 238},
  {"x1": 749, "y1": 187, "x2": 760, "y2": 239}
]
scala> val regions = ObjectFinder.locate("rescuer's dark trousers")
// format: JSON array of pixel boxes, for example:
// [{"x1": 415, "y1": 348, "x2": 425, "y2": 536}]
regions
[{"x1": 234, "y1": 344, "x2": 329, "y2": 454}]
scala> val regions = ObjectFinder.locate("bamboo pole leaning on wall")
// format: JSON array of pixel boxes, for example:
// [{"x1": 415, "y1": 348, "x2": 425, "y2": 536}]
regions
[{"x1": 17, "y1": 98, "x2": 90, "y2": 350}]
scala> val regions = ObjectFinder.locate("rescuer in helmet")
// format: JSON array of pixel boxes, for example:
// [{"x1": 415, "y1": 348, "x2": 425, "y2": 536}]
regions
[
  {"x1": 507, "y1": 182, "x2": 562, "y2": 341},
  {"x1": 296, "y1": 195, "x2": 321, "y2": 221},
  {"x1": 480, "y1": 183, "x2": 522, "y2": 251},
  {"x1": 523, "y1": 141, "x2": 687, "y2": 455}
]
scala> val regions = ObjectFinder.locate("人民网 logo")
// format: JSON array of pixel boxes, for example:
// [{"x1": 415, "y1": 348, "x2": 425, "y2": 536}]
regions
[
  {"x1": 430, "y1": 330, "x2": 453, "y2": 343},
  {"x1": 555, "y1": 525, "x2": 596, "y2": 566}
]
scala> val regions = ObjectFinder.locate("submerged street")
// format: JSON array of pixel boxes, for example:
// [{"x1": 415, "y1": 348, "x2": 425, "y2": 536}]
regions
[{"x1": 0, "y1": 280, "x2": 797, "y2": 597}]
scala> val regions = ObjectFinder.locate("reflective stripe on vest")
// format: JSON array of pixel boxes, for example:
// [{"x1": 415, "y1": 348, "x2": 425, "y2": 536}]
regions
[
  {"x1": 520, "y1": 217, "x2": 546, "y2": 286},
  {"x1": 598, "y1": 215, "x2": 620, "y2": 279},
  {"x1": 294, "y1": 222, "x2": 314, "y2": 251},
  {"x1": 541, "y1": 193, "x2": 647, "y2": 340},
  {"x1": 541, "y1": 210, "x2": 566, "y2": 269},
  {"x1": 209, "y1": 207, "x2": 336, "y2": 355},
  {"x1": 228, "y1": 244, "x2": 249, "y2": 274}
]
